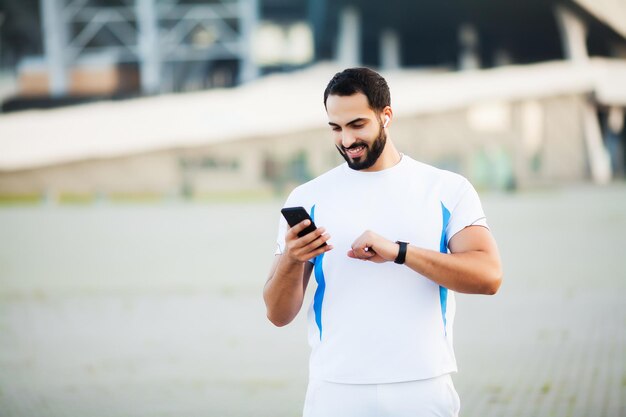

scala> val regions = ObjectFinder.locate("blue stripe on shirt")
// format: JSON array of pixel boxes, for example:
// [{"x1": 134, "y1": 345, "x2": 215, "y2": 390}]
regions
[
  {"x1": 311, "y1": 204, "x2": 325, "y2": 340},
  {"x1": 439, "y1": 202, "x2": 451, "y2": 335}
]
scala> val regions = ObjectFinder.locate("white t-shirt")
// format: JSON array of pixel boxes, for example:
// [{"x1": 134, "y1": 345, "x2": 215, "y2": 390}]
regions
[{"x1": 275, "y1": 155, "x2": 488, "y2": 384}]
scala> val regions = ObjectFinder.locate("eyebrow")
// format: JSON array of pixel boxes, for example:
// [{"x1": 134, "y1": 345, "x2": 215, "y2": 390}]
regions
[{"x1": 328, "y1": 117, "x2": 368, "y2": 128}]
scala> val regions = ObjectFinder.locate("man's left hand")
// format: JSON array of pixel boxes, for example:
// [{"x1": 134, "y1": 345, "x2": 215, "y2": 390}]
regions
[{"x1": 348, "y1": 231, "x2": 398, "y2": 263}]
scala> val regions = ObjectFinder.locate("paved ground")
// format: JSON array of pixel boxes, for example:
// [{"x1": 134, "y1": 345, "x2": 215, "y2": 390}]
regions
[{"x1": 0, "y1": 184, "x2": 625, "y2": 416}]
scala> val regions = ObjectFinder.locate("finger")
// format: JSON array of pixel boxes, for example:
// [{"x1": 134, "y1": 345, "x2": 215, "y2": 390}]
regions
[
  {"x1": 350, "y1": 247, "x2": 363, "y2": 258},
  {"x1": 291, "y1": 231, "x2": 329, "y2": 255},
  {"x1": 347, "y1": 249, "x2": 367, "y2": 261},
  {"x1": 294, "y1": 240, "x2": 333, "y2": 263},
  {"x1": 286, "y1": 219, "x2": 311, "y2": 237},
  {"x1": 353, "y1": 246, "x2": 374, "y2": 259},
  {"x1": 297, "y1": 228, "x2": 327, "y2": 249},
  {"x1": 311, "y1": 243, "x2": 334, "y2": 258},
  {"x1": 303, "y1": 232, "x2": 331, "y2": 253},
  {"x1": 287, "y1": 224, "x2": 325, "y2": 245}
]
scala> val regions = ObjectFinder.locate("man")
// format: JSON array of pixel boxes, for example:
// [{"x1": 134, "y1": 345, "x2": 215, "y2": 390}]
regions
[{"x1": 263, "y1": 67, "x2": 502, "y2": 417}]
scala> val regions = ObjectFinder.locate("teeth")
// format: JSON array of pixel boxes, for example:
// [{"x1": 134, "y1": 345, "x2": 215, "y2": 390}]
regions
[{"x1": 347, "y1": 146, "x2": 364, "y2": 154}]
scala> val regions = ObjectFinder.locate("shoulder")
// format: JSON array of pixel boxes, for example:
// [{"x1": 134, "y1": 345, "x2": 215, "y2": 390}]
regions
[
  {"x1": 291, "y1": 164, "x2": 344, "y2": 193},
  {"x1": 284, "y1": 163, "x2": 345, "y2": 205},
  {"x1": 405, "y1": 156, "x2": 469, "y2": 190},
  {"x1": 404, "y1": 157, "x2": 477, "y2": 210}
]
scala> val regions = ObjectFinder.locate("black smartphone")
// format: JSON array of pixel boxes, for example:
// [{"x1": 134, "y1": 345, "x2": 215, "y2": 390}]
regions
[{"x1": 280, "y1": 206, "x2": 327, "y2": 246}]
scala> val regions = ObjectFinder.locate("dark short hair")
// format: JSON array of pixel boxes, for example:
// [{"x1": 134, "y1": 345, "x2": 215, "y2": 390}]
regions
[{"x1": 323, "y1": 67, "x2": 391, "y2": 112}]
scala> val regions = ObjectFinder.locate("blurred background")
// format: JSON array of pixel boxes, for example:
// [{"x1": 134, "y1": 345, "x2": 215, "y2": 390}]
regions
[{"x1": 0, "y1": 1, "x2": 625, "y2": 416}]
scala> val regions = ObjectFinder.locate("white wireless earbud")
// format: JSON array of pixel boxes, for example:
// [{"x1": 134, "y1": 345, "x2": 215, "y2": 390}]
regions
[{"x1": 383, "y1": 116, "x2": 390, "y2": 128}]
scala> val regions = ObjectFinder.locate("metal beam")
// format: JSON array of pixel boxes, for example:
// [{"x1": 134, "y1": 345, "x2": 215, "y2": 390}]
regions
[
  {"x1": 40, "y1": 0, "x2": 69, "y2": 96},
  {"x1": 38, "y1": 0, "x2": 255, "y2": 95},
  {"x1": 380, "y1": 29, "x2": 401, "y2": 70},
  {"x1": 136, "y1": 0, "x2": 161, "y2": 94},
  {"x1": 238, "y1": 0, "x2": 259, "y2": 84},
  {"x1": 554, "y1": 5, "x2": 589, "y2": 64},
  {"x1": 337, "y1": 6, "x2": 361, "y2": 67}
]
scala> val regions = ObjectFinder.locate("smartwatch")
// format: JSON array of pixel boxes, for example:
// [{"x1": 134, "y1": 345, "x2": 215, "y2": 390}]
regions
[{"x1": 394, "y1": 241, "x2": 408, "y2": 264}]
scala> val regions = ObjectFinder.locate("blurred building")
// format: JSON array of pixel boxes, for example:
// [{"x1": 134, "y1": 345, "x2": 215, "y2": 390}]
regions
[
  {"x1": 0, "y1": 0, "x2": 625, "y2": 199},
  {"x1": 3, "y1": 0, "x2": 625, "y2": 103},
  {"x1": 2, "y1": 0, "x2": 315, "y2": 106}
]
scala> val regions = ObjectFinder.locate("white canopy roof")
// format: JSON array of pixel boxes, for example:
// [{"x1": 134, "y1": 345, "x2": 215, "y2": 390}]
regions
[
  {"x1": 574, "y1": 0, "x2": 626, "y2": 39},
  {"x1": 1, "y1": 58, "x2": 626, "y2": 171}
]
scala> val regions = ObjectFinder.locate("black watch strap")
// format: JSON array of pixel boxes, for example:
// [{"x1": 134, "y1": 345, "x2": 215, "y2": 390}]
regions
[{"x1": 394, "y1": 241, "x2": 408, "y2": 264}]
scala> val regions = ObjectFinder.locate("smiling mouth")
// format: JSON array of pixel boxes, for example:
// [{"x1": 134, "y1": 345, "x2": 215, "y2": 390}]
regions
[{"x1": 345, "y1": 145, "x2": 366, "y2": 157}]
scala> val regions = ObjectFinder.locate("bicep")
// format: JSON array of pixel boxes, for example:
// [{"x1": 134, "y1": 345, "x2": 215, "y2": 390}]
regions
[
  {"x1": 448, "y1": 225, "x2": 500, "y2": 259},
  {"x1": 448, "y1": 225, "x2": 503, "y2": 294}
]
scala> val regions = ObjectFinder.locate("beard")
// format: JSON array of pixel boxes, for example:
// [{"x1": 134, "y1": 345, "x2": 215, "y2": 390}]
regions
[{"x1": 336, "y1": 120, "x2": 387, "y2": 171}]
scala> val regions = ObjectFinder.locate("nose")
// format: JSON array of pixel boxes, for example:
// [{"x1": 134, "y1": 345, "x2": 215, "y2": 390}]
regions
[{"x1": 341, "y1": 130, "x2": 357, "y2": 148}]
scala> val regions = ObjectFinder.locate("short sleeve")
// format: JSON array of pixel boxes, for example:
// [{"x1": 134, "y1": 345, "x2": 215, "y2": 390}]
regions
[
  {"x1": 445, "y1": 180, "x2": 489, "y2": 244},
  {"x1": 275, "y1": 213, "x2": 288, "y2": 255},
  {"x1": 275, "y1": 188, "x2": 316, "y2": 264},
  {"x1": 275, "y1": 188, "x2": 308, "y2": 258}
]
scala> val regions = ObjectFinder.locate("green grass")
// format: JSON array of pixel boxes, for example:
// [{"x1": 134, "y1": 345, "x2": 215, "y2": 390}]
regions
[
  {"x1": 107, "y1": 192, "x2": 165, "y2": 203},
  {"x1": 0, "y1": 190, "x2": 282, "y2": 206},
  {"x1": 191, "y1": 189, "x2": 277, "y2": 203},
  {"x1": 0, "y1": 193, "x2": 42, "y2": 205},
  {"x1": 57, "y1": 192, "x2": 98, "y2": 204}
]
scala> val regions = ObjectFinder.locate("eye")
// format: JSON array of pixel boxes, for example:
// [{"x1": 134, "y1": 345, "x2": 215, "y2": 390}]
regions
[
  {"x1": 352, "y1": 124, "x2": 364, "y2": 129},
  {"x1": 331, "y1": 126, "x2": 341, "y2": 132}
]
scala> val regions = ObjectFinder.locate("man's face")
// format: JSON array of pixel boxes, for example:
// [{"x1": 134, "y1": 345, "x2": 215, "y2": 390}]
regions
[{"x1": 326, "y1": 93, "x2": 387, "y2": 171}]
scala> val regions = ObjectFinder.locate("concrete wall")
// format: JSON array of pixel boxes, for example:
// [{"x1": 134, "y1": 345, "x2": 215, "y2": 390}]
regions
[
  {"x1": 19, "y1": 65, "x2": 139, "y2": 96},
  {"x1": 392, "y1": 94, "x2": 588, "y2": 189},
  {"x1": 0, "y1": 94, "x2": 590, "y2": 199}
]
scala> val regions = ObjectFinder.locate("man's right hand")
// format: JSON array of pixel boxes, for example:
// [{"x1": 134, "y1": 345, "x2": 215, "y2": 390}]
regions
[
  {"x1": 284, "y1": 220, "x2": 333, "y2": 263},
  {"x1": 264, "y1": 221, "x2": 332, "y2": 327}
]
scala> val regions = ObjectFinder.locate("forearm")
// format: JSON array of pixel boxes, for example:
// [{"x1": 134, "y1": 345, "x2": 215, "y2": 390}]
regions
[
  {"x1": 263, "y1": 257, "x2": 308, "y2": 327},
  {"x1": 349, "y1": 227, "x2": 502, "y2": 295},
  {"x1": 265, "y1": 220, "x2": 332, "y2": 326},
  {"x1": 404, "y1": 245, "x2": 502, "y2": 294}
]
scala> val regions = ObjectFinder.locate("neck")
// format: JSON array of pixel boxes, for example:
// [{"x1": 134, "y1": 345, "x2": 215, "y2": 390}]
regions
[{"x1": 361, "y1": 140, "x2": 402, "y2": 172}]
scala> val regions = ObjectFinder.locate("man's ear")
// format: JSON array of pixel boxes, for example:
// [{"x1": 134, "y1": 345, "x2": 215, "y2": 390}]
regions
[{"x1": 381, "y1": 106, "x2": 393, "y2": 128}]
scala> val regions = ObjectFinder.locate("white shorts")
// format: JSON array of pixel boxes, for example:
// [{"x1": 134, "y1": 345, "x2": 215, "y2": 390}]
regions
[{"x1": 302, "y1": 373, "x2": 460, "y2": 417}]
